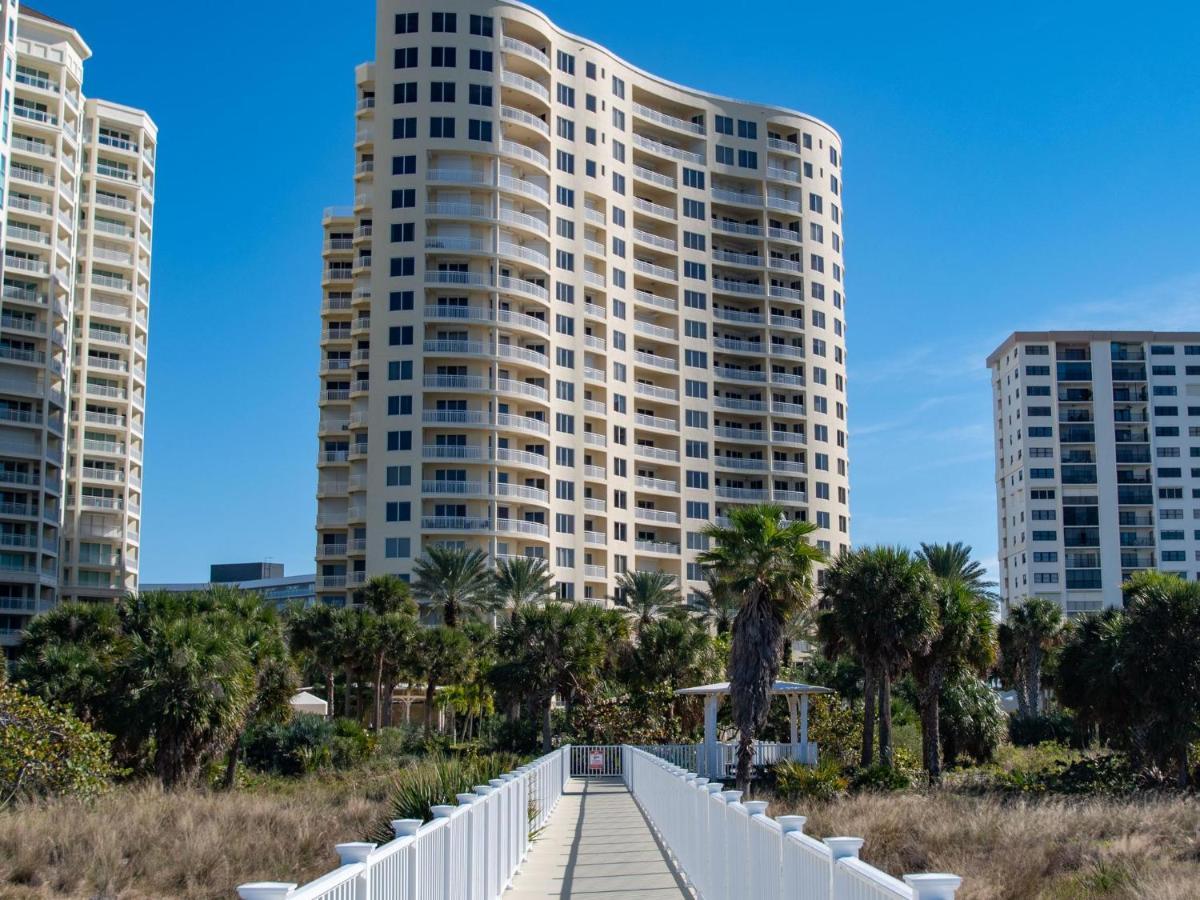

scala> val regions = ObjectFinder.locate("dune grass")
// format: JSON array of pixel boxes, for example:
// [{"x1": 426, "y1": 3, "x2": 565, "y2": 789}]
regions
[{"x1": 774, "y1": 789, "x2": 1200, "y2": 899}]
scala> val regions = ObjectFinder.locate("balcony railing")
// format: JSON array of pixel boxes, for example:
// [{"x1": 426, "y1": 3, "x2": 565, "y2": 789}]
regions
[{"x1": 632, "y1": 102, "x2": 705, "y2": 135}]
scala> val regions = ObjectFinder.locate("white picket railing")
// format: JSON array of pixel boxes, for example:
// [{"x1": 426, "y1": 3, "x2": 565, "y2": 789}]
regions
[
  {"x1": 236, "y1": 746, "x2": 569, "y2": 900},
  {"x1": 622, "y1": 747, "x2": 962, "y2": 900}
]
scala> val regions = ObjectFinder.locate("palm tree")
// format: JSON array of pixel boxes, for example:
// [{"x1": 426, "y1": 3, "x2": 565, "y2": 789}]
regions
[
  {"x1": 497, "y1": 602, "x2": 609, "y2": 751},
  {"x1": 818, "y1": 546, "x2": 937, "y2": 769},
  {"x1": 285, "y1": 602, "x2": 341, "y2": 712},
  {"x1": 412, "y1": 546, "x2": 495, "y2": 628},
  {"x1": 356, "y1": 575, "x2": 418, "y2": 728},
  {"x1": 910, "y1": 578, "x2": 996, "y2": 781},
  {"x1": 692, "y1": 573, "x2": 740, "y2": 635},
  {"x1": 214, "y1": 589, "x2": 295, "y2": 788},
  {"x1": 700, "y1": 505, "x2": 824, "y2": 791},
  {"x1": 918, "y1": 542, "x2": 999, "y2": 606},
  {"x1": 493, "y1": 556, "x2": 556, "y2": 621},
  {"x1": 998, "y1": 597, "x2": 1066, "y2": 718},
  {"x1": 615, "y1": 569, "x2": 681, "y2": 636},
  {"x1": 409, "y1": 626, "x2": 473, "y2": 737}
]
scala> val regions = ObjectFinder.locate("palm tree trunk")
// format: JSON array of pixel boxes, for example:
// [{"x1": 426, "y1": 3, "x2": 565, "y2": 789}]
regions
[
  {"x1": 860, "y1": 665, "x2": 877, "y2": 768},
  {"x1": 918, "y1": 678, "x2": 942, "y2": 782},
  {"x1": 343, "y1": 668, "x2": 353, "y2": 718},
  {"x1": 878, "y1": 674, "x2": 894, "y2": 768},
  {"x1": 542, "y1": 698, "x2": 553, "y2": 753},
  {"x1": 735, "y1": 731, "x2": 754, "y2": 793},
  {"x1": 423, "y1": 682, "x2": 436, "y2": 737},
  {"x1": 444, "y1": 602, "x2": 458, "y2": 629},
  {"x1": 1026, "y1": 646, "x2": 1042, "y2": 716},
  {"x1": 325, "y1": 669, "x2": 336, "y2": 716},
  {"x1": 374, "y1": 654, "x2": 385, "y2": 730},
  {"x1": 221, "y1": 730, "x2": 243, "y2": 790}
]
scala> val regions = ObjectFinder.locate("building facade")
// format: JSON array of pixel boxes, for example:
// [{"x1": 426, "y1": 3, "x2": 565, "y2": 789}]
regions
[
  {"x1": 989, "y1": 331, "x2": 1200, "y2": 617},
  {"x1": 316, "y1": 0, "x2": 850, "y2": 607},
  {"x1": 0, "y1": 5, "x2": 156, "y2": 658}
]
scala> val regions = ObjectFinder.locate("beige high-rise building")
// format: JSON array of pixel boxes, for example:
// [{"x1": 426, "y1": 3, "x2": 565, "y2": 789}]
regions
[
  {"x1": 989, "y1": 331, "x2": 1200, "y2": 618},
  {"x1": 316, "y1": 0, "x2": 849, "y2": 607},
  {"x1": 0, "y1": 5, "x2": 156, "y2": 659}
]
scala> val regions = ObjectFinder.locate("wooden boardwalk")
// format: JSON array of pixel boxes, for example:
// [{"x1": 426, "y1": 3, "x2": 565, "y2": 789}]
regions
[{"x1": 507, "y1": 778, "x2": 690, "y2": 900}]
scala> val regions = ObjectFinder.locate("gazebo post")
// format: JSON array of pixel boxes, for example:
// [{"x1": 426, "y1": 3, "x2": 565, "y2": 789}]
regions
[
  {"x1": 786, "y1": 694, "x2": 799, "y2": 759},
  {"x1": 703, "y1": 693, "x2": 719, "y2": 777},
  {"x1": 800, "y1": 693, "x2": 810, "y2": 763}
]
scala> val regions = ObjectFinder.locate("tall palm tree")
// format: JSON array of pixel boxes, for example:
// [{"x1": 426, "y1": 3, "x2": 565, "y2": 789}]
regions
[
  {"x1": 918, "y1": 542, "x2": 999, "y2": 606},
  {"x1": 494, "y1": 556, "x2": 556, "y2": 621},
  {"x1": 818, "y1": 546, "x2": 937, "y2": 768},
  {"x1": 355, "y1": 575, "x2": 419, "y2": 728},
  {"x1": 285, "y1": 602, "x2": 341, "y2": 713},
  {"x1": 692, "y1": 573, "x2": 740, "y2": 635},
  {"x1": 412, "y1": 546, "x2": 495, "y2": 628},
  {"x1": 910, "y1": 578, "x2": 996, "y2": 781},
  {"x1": 998, "y1": 597, "x2": 1066, "y2": 717},
  {"x1": 700, "y1": 505, "x2": 824, "y2": 791},
  {"x1": 615, "y1": 569, "x2": 680, "y2": 636},
  {"x1": 408, "y1": 626, "x2": 473, "y2": 737}
]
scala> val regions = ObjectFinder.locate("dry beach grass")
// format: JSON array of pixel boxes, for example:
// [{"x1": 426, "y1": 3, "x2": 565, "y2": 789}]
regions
[
  {"x1": 781, "y1": 791, "x2": 1200, "y2": 900},
  {"x1": 2, "y1": 769, "x2": 1199, "y2": 898}
]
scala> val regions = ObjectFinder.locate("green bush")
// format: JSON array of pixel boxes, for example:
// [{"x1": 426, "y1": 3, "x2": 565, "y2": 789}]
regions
[
  {"x1": 994, "y1": 754, "x2": 1156, "y2": 796},
  {"x1": 329, "y1": 719, "x2": 374, "y2": 769},
  {"x1": 1008, "y1": 712, "x2": 1085, "y2": 748},
  {"x1": 939, "y1": 672, "x2": 1005, "y2": 765},
  {"x1": 772, "y1": 760, "x2": 848, "y2": 803},
  {"x1": 850, "y1": 763, "x2": 912, "y2": 792},
  {"x1": 243, "y1": 714, "x2": 335, "y2": 775},
  {"x1": 0, "y1": 681, "x2": 120, "y2": 805}
]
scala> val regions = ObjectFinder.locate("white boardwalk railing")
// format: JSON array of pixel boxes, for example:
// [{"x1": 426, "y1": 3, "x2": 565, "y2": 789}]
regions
[
  {"x1": 237, "y1": 747, "x2": 569, "y2": 900},
  {"x1": 622, "y1": 746, "x2": 963, "y2": 900}
]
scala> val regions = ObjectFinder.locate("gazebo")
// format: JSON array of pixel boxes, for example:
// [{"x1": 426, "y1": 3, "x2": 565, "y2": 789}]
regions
[{"x1": 674, "y1": 680, "x2": 834, "y2": 777}]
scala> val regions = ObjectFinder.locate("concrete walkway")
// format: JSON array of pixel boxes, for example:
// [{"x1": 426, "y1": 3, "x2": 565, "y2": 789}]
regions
[{"x1": 507, "y1": 778, "x2": 690, "y2": 899}]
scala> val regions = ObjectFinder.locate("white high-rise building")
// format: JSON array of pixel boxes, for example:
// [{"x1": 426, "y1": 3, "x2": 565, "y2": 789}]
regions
[
  {"x1": 0, "y1": 5, "x2": 156, "y2": 659},
  {"x1": 989, "y1": 331, "x2": 1200, "y2": 617},
  {"x1": 316, "y1": 0, "x2": 850, "y2": 607}
]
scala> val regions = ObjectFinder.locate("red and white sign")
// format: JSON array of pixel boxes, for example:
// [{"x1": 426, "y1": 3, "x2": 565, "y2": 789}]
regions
[{"x1": 588, "y1": 750, "x2": 605, "y2": 771}]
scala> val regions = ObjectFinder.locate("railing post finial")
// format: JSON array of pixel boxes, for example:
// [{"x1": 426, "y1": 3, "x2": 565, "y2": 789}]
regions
[
  {"x1": 777, "y1": 815, "x2": 806, "y2": 834},
  {"x1": 392, "y1": 819, "x2": 423, "y2": 837},
  {"x1": 824, "y1": 837, "x2": 864, "y2": 861},
  {"x1": 236, "y1": 884, "x2": 297, "y2": 900},
  {"x1": 904, "y1": 874, "x2": 963, "y2": 900}
]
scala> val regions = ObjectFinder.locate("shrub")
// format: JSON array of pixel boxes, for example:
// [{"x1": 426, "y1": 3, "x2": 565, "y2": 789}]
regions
[
  {"x1": 0, "y1": 681, "x2": 120, "y2": 805},
  {"x1": 243, "y1": 715, "x2": 335, "y2": 775},
  {"x1": 992, "y1": 754, "x2": 1162, "y2": 796},
  {"x1": 806, "y1": 695, "x2": 864, "y2": 770},
  {"x1": 329, "y1": 719, "x2": 374, "y2": 769},
  {"x1": 1009, "y1": 712, "x2": 1085, "y2": 747},
  {"x1": 939, "y1": 672, "x2": 1004, "y2": 765},
  {"x1": 850, "y1": 763, "x2": 912, "y2": 792},
  {"x1": 772, "y1": 760, "x2": 848, "y2": 803}
]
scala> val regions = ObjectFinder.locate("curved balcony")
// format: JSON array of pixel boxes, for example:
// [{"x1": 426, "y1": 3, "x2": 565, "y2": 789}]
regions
[
  {"x1": 422, "y1": 516, "x2": 493, "y2": 532},
  {"x1": 631, "y1": 101, "x2": 705, "y2": 136},
  {"x1": 713, "y1": 278, "x2": 764, "y2": 297},
  {"x1": 500, "y1": 105, "x2": 550, "y2": 137},
  {"x1": 498, "y1": 207, "x2": 550, "y2": 237},
  {"x1": 501, "y1": 36, "x2": 551, "y2": 70},
  {"x1": 495, "y1": 517, "x2": 550, "y2": 538},
  {"x1": 500, "y1": 69, "x2": 550, "y2": 103},
  {"x1": 632, "y1": 132, "x2": 703, "y2": 165},
  {"x1": 497, "y1": 173, "x2": 550, "y2": 205},
  {"x1": 499, "y1": 139, "x2": 550, "y2": 171}
]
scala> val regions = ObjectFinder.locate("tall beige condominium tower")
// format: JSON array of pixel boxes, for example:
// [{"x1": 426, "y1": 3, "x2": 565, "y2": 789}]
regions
[
  {"x1": 989, "y1": 331, "x2": 1200, "y2": 618},
  {"x1": 316, "y1": 0, "x2": 849, "y2": 607},
  {"x1": 0, "y1": 5, "x2": 156, "y2": 660}
]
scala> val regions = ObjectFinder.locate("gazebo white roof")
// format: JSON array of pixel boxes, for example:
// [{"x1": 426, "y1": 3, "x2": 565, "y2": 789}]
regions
[
  {"x1": 289, "y1": 690, "x2": 328, "y2": 715},
  {"x1": 674, "y1": 680, "x2": 834, "y2": 697}
]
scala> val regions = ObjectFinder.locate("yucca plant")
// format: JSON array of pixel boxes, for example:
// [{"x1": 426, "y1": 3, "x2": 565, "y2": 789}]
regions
[{"x1": 369, "y1": 751, "x2": 522, "y2": 841}]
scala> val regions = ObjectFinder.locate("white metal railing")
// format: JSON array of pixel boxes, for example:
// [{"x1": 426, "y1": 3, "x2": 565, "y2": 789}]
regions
[
  {"x1": 500, "y1": 69, "x2": 550, "y2": 101},
  {"x1": 622, "y1": 747, "x2": 962, "y2": 900},
  {"x1": 633, "y1": 164, "x2": 677, "y2": 189},
  {"x1": 632, "y1": 196, "x2": 677, "y2": 220},
  {"x1": 632, "y1": 102, "x2": 705, "y2": 135},
  {"x1": 238, "y1": 747, "x2": 570, "y2": 900},
  {"x1": 632, "y1": 132, "x2": 704, "y2": 164},
  {"x1": 500, "y1": 139, "x2": 550, "y2": 170},
  {"x1": 500, "y1": 105, "x2": 550, "y2": 136},
  {"x1": 502, "y1": 35, "x2": 550, "y2": 68}
]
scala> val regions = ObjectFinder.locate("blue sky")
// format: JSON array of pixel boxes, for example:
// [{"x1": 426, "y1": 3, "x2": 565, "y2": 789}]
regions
[{"x1": 50, "y1": 0, "x2": 1200, "y2": 581}]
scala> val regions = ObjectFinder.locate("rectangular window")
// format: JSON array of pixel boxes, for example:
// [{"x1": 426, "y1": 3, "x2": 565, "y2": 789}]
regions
[
  {"x1": 469, "y1": 48, "x2": 493, "y2": 71},
  {"x1": 430, "y1": 81, "x2": 455, "y2": 102},
  {"x1": 393, "y1": 81, "x2": 417, "y2": 103},
  {"x1": 431, "y1": 11, "x2": 456, "y2": 31},
  {"x1": 468, "y1": 84, "x2": 493, "y2": 106},
  {"x1": 431, "y1": 46, "x2": 456, "y2": 67},
  {"x1": 394, "y1": 47, "x2": 418, "y2": 69},
  {"x1": 468, "y1": 119, "x2": 492, "y2": 141},
  {"x1": 395, "y1": 12, "x2": 418, "y2": 33},
  {"x1": 429, "y1": 116, "x2": 455, "y2": 138},
  {"x1": 469, "y1": 14, "x2": 493, "y2": 35}
]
